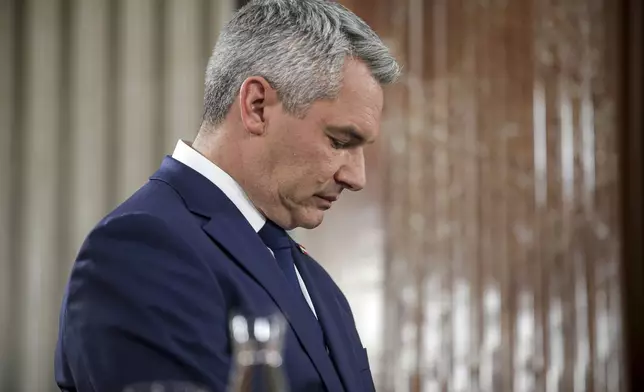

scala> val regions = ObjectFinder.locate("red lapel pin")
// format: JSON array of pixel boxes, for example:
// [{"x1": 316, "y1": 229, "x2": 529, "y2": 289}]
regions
[{"x1": 297, "y1": 243, "x2": 308, "y2": 255}]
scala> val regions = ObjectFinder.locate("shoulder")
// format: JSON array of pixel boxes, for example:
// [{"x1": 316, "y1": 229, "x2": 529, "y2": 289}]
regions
[
  {"x1": 90, "y1": 211, "x2": 181, "y2": 245},
  {"x1": 67, "y1": 211, "x2": 221, "y2": 329},
  {"x1": 60, "y1": 212, "x2": 229, "y2": 392},
  {"x1": 87, "y1": 179, "x2": 198, "y2": 245},
  {"x1": 77, "y1": 211, "x2": 207, "y2": 282},
  {"x1": 77, "y1": 179, "x2": 206, "y2": 276},
  {"x1": 108, "y1": 178, "x2": 190, "y2": 221}
]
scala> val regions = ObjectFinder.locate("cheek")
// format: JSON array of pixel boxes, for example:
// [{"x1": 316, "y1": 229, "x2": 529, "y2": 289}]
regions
[
  {"x1": 303, "y1": 153, "x2": 342, "y2": 190},
  {"x1": 281, "y1": 149, "x2": 339, "y2": 196},
  {"x1": 276, "y1": 126, "x2": 342, "y2": 185},
  {"x1": 301, "y1": 142, "x2": 340, "y2": 171},
  {"x1": 287, "y1": 135, "x2": 334, "y2": 169}
]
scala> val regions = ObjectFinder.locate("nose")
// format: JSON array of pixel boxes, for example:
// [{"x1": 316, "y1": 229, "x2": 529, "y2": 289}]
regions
[{"x1": 334, "y1": 148, "x2": 366, "y2": 191}]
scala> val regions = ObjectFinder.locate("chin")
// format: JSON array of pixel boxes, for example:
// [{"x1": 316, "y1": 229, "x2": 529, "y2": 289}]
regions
[{"x1": 294, "y1": 211, "x2": 325, "y2": 230}]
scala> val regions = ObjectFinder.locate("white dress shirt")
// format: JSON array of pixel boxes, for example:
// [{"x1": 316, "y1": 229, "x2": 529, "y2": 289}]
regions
[{"x1": 171, "y1": 140, "x2": 318, "y2": 318}]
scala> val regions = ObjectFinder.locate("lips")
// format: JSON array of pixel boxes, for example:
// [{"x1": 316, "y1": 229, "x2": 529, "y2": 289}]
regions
[
  {"x1": 313, "y1": 195, "x2": 337, "y2": 210},
  {"x1": 315, "y1": 194, "x2": 339, "y2": 203}
]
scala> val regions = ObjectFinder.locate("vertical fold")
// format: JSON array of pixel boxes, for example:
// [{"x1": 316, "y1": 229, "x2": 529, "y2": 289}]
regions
[
  {"x1": 116, "y1": 0, "x2": 159, "y2": 201},
  {"x1": 17, "y1": 0, "x2": 63, "y2": 390},
  {"x1": 164, "y1": 0, "x2": 204, "y2": 151},
  {"x1": 0, "y1": 0, "x2": 16, "y2": 387},
  {"x1": 69, "y1": 0, "x2": 110, "y2": 264}
]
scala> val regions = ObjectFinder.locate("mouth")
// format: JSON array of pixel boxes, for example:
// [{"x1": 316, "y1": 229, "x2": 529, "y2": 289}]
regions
[
  {"x1": 313, "y1": 194, "x2": 338, "y2": 209},
  {"x1": 316, "y1": 194, "x2": 339, "y2": 203}
]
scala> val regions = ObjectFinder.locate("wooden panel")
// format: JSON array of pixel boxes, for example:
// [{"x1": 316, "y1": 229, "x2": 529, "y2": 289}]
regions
[
  {"x1": 339, "y1": 0, "x2": 625, "y2": 391},
  {"x1": 619, "y1": 0, "x2": 644, "y2": 389}
]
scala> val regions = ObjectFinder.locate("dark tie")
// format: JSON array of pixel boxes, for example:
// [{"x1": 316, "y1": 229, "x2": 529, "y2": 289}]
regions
[
  {"x1": 258, "y1": 220, "x2": 302, "y2": 294},
  {"x1": 259, "y1": 221, "x2": 335, "y2": 361}
]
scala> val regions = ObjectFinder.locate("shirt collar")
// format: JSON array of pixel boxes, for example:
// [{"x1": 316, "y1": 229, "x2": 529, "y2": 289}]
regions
[{"x1": 171, "y1": 140, "x2": 266, "y2": 232}]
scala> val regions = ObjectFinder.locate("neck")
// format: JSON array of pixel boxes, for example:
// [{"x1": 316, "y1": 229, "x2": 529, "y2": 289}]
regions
[
  {"x1": 193, "y1": 122, "x2": 274, "y2": 223},
  {"x1": 194, "y1": 129, "x2": 239, "y2": 178},
  {"x1": 193, "y1": 124, "x2": 262, "y2": 205}
]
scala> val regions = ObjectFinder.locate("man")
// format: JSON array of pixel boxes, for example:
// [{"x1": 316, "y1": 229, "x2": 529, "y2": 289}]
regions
[{"x1": 54, "y1": 0, "x2": 400, "y2": 391}]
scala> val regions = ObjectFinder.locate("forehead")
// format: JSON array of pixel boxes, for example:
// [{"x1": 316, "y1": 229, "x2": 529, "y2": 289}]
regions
[{"x1": 310, "y1": 60, "x2": 384, "y2": 136}]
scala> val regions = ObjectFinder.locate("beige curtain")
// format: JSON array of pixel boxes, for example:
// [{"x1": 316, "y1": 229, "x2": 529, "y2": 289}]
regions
[{"x1": 0, "y1": 0, "x2": 234, "y2": 390}]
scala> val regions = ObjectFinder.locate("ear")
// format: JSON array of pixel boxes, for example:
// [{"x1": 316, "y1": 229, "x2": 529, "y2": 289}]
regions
[{"x1": 239, "y1": 76, "x2": 278, "y2": 136}]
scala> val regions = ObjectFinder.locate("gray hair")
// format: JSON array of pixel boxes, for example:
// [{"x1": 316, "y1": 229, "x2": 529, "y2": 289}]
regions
[{"x1": 202, "y1": 0, "x2": 401, "y2": 126}]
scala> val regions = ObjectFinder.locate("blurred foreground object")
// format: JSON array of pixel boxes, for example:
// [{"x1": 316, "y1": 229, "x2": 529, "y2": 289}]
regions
[
  {"x1": 122, "y1": 381, "x2": 210, "y2": 392},
  {"x1": 120, "y1": 313, "x2": 289, "y2": 392},
  {"x1": 227, "y1": 313, "x2": 289, "y2": 392}
]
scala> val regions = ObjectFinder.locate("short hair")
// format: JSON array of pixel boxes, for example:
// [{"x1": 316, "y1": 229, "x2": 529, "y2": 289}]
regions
[{"x1": 202, "y1": 0, "x2": 401, "y2": 126}]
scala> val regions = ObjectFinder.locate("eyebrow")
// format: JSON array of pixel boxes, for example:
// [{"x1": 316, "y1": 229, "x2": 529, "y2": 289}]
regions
[{"x1": 325, "y1": 125, "x2": 375, "y2": 145}]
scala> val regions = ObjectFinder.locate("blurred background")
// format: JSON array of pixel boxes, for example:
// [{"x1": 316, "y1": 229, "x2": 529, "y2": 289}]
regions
[{"x1": 0, "y1": 0, "x2": 641, "y2": 391}]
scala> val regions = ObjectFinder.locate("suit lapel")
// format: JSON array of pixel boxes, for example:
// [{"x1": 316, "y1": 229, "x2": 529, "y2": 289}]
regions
[
  {"x1": 292, "y1": 245, "x2": 359, "y2": 392},
  {"x1": 151, "y1": 157, "x2": 343, "y2": 392},
  {"x1": 202, "y1": 218, "x2": 344, "y2": 392}
]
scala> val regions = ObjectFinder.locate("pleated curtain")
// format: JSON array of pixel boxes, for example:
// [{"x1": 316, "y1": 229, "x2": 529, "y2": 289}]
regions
[{"x1": 0, "y1": 1, "x2": 234, "y2": 390}]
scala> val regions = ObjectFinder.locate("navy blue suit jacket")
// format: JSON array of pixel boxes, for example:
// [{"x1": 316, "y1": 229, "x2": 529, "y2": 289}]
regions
[{"x1": 54, "y1": 157, "x2": 375, "y2": 392}]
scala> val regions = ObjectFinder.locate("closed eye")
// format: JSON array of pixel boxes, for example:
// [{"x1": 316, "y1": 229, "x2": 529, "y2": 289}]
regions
[
  {"x1": 325, "y1": 125, "x2": 372, "y2": 149},
  {"x1": 329, "y1": 136, "x2": 350, "y2": 149}
]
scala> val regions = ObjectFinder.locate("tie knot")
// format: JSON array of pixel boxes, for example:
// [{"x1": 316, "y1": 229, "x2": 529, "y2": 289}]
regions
[{"x1": 258, "y1": 220, "x2": 292, "y2": 251}]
